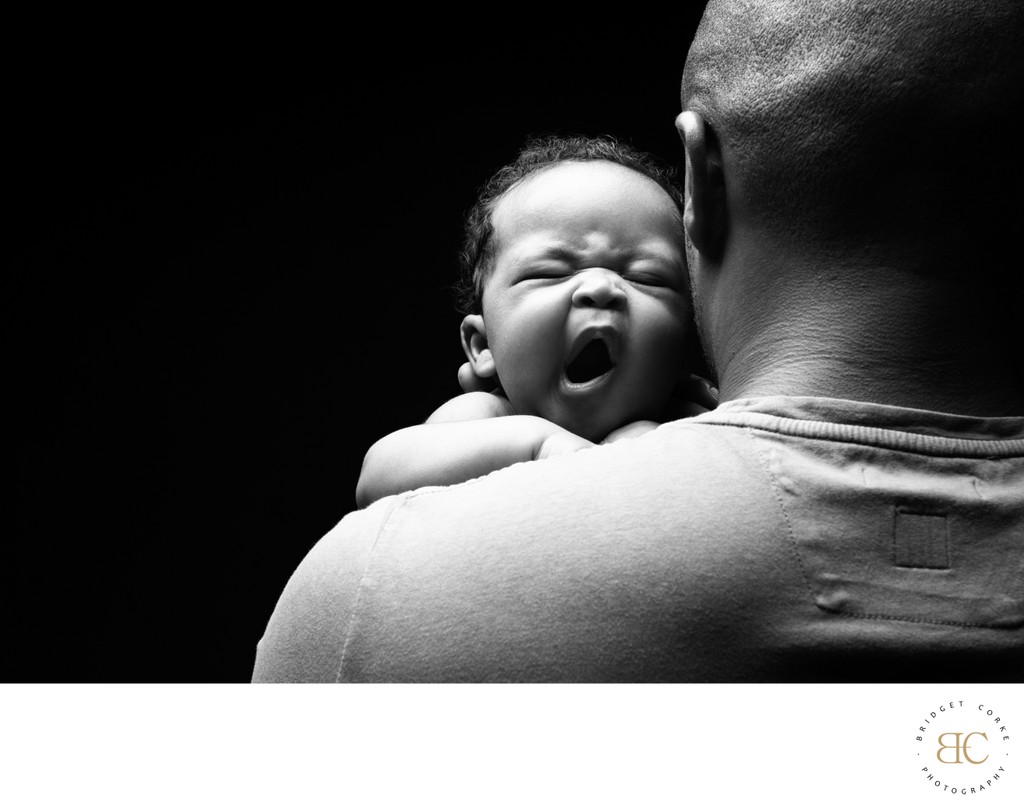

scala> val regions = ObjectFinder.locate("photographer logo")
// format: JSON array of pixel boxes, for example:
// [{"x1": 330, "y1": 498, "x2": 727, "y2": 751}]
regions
[{"x1": 915, "y1": 700, "x2": 1012, "y2": 797}]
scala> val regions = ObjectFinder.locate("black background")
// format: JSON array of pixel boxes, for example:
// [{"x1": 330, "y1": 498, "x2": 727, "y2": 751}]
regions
[{"x1": 10, "y1": 10, "x2": 708, "y2": 681}]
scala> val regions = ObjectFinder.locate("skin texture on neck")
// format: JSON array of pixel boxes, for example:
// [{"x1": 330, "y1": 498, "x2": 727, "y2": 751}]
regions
[{"x1": 701, "y1": 234, "x2": 1024, "y2": 417}]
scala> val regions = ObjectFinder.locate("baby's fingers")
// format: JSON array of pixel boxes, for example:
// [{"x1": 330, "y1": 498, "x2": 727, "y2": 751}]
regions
[{"x1": 457, "y1": 361, "x2": 495, "y2": 393}]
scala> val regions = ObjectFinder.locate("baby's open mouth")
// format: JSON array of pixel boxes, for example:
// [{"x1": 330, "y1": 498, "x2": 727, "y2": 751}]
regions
[{"x1": 565, "y1": 338, "x2": 615, "y2": 384}]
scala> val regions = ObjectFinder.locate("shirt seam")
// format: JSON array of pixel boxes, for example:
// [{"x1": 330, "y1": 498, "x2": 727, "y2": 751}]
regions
[
  {"x1": 741, "y1": 426, "x2": 818, "y2": 605},
  {"x1": 695, "y1": 413, "x2": 1024, "y2": 458},
  {"x1": 333, "y1": 496, "x2": 407, "y2": 682}
]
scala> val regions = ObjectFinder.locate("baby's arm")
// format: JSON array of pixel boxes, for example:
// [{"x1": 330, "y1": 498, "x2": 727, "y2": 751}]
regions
[{"x1": 355, "y1": 392, "x2": 593, "y2": 508}]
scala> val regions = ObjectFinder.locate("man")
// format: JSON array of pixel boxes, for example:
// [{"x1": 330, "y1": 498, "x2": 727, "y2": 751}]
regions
[{"x1": 253, "y1": 0, "x2": 1023, "y2": 682}]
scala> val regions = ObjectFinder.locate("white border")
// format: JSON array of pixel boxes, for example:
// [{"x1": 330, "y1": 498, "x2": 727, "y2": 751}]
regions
[{"x1": 1, "y1": 684, "x2": 1020, "y2": 808}]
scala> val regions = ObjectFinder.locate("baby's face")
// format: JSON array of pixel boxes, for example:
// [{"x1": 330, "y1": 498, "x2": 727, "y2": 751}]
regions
[{"x1": 480, "y1": 160, "x2": 690, "y2": 442}]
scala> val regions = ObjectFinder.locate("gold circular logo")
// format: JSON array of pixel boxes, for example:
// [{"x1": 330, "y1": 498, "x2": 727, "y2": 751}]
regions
[{"x1": 913, "y1": 699, "x2": 1013, "y2": 797}]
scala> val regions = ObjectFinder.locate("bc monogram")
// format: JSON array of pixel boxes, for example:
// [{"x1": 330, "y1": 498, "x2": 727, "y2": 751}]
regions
[{"x1": 935, "y1": 732, "x2": 988, "y2": 765}]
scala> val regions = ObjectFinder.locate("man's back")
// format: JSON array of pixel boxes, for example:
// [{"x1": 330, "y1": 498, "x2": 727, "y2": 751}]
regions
[{"x1": 253, "y1": 397, "x2": 1024, "y2": 682}]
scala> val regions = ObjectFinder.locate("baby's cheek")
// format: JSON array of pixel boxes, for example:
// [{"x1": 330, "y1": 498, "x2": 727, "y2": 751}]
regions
[{"x1": 644, "y1": 311, "x2": 689, "y2": 356}]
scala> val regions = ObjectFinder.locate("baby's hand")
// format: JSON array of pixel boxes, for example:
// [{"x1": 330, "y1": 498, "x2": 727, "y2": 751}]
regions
[
  {"x1": 458, "y1": 361, "x2": 498, "y2": 394},
  {"x1": 535, "y1": 429, "x2": 595, "y2": 460},
  {"x1": 601, "y1": 420, "x2": 661, "y2": 444},
  {"x1": 666, "y1": 373, "x2": 720, "y2": 417}
]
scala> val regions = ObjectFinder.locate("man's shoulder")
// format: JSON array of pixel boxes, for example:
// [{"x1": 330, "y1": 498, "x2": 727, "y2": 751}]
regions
[
  {"x1": 357, "y1": 417, "x2": 758, "y2": 523},
  {"x1": 251, "y1": 496, "x2": 409, "y2": 682},
  {"x1": 254, "y1": 419, "x2": 794, "y2": 682}
]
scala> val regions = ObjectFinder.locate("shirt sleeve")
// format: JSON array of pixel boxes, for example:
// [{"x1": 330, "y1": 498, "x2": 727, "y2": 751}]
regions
[{"x1": 251, "y1": 496, "x2": 402, "y2": 683}]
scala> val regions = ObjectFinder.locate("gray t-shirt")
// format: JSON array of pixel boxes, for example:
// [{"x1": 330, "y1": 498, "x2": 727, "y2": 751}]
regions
[{"x1": 252, "y1": 396, "x2": 1024, "y2": 682}]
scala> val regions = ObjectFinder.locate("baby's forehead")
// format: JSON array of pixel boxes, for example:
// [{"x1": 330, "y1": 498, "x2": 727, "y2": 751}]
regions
[
  {"x1": 490, "y1": 160, "x2": 685, "y2": 247},
  {"x1": 501, "y1": 159, "x2": 669, "y2": 205}
]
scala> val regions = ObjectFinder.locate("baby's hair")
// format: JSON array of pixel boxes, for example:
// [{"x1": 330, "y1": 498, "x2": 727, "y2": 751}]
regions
[{"x1": 454, "y1": 134, "x2": 685, "y2": 315}]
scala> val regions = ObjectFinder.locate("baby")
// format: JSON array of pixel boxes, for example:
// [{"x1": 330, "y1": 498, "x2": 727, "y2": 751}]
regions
[{"x1": 356, "y1": 135, "x2": 702, "y2": 507}]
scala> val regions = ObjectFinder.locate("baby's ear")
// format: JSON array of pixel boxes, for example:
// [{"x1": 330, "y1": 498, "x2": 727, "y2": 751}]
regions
[{"x1": 460, "y1": 314, "x2": 497, "y2": 378}]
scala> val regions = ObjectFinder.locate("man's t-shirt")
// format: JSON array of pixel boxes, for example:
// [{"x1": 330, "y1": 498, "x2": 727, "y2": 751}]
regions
[{"x1": 252, "y1": 397, "x2": 1024, "y2": 682}]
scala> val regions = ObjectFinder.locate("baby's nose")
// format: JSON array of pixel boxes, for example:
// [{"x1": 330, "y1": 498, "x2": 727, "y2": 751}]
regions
[{"x1": 571, "y1": 270, "x2": 626, "y2": 309}]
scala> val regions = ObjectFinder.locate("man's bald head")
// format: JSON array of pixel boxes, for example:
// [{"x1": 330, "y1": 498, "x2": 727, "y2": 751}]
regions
[{"x1": 682, "y1": 0, "x2": 1021, "y2": 266}]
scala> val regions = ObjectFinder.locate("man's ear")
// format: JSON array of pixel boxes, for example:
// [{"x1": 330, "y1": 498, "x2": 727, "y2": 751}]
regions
[
  {"x1": 459, "y1": 314, "x2": 497, "y2": 378},
  {"x1": 676, "y1": 110, "x2": 726, "y2": 258}
]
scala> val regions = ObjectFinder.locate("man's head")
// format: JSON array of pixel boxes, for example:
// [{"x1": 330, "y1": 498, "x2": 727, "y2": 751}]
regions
[
  {"x1": 680, "y1": 0, "x2": 1020, "y2": 258},
  {"x1": 456, "y1": 137, "x2": 692, "y2": 441},
  {"x1": 677, "y1": 0, "x2": 1022, "y2": 392}
]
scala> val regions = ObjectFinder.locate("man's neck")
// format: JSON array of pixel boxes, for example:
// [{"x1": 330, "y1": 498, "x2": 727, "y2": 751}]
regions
[
  {"x1": 720, "y1": 345, "x2": 1023, "y2": 417},
  {"x1": 711, "y1": 257, "x2": 1024, "y2": 417}
]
